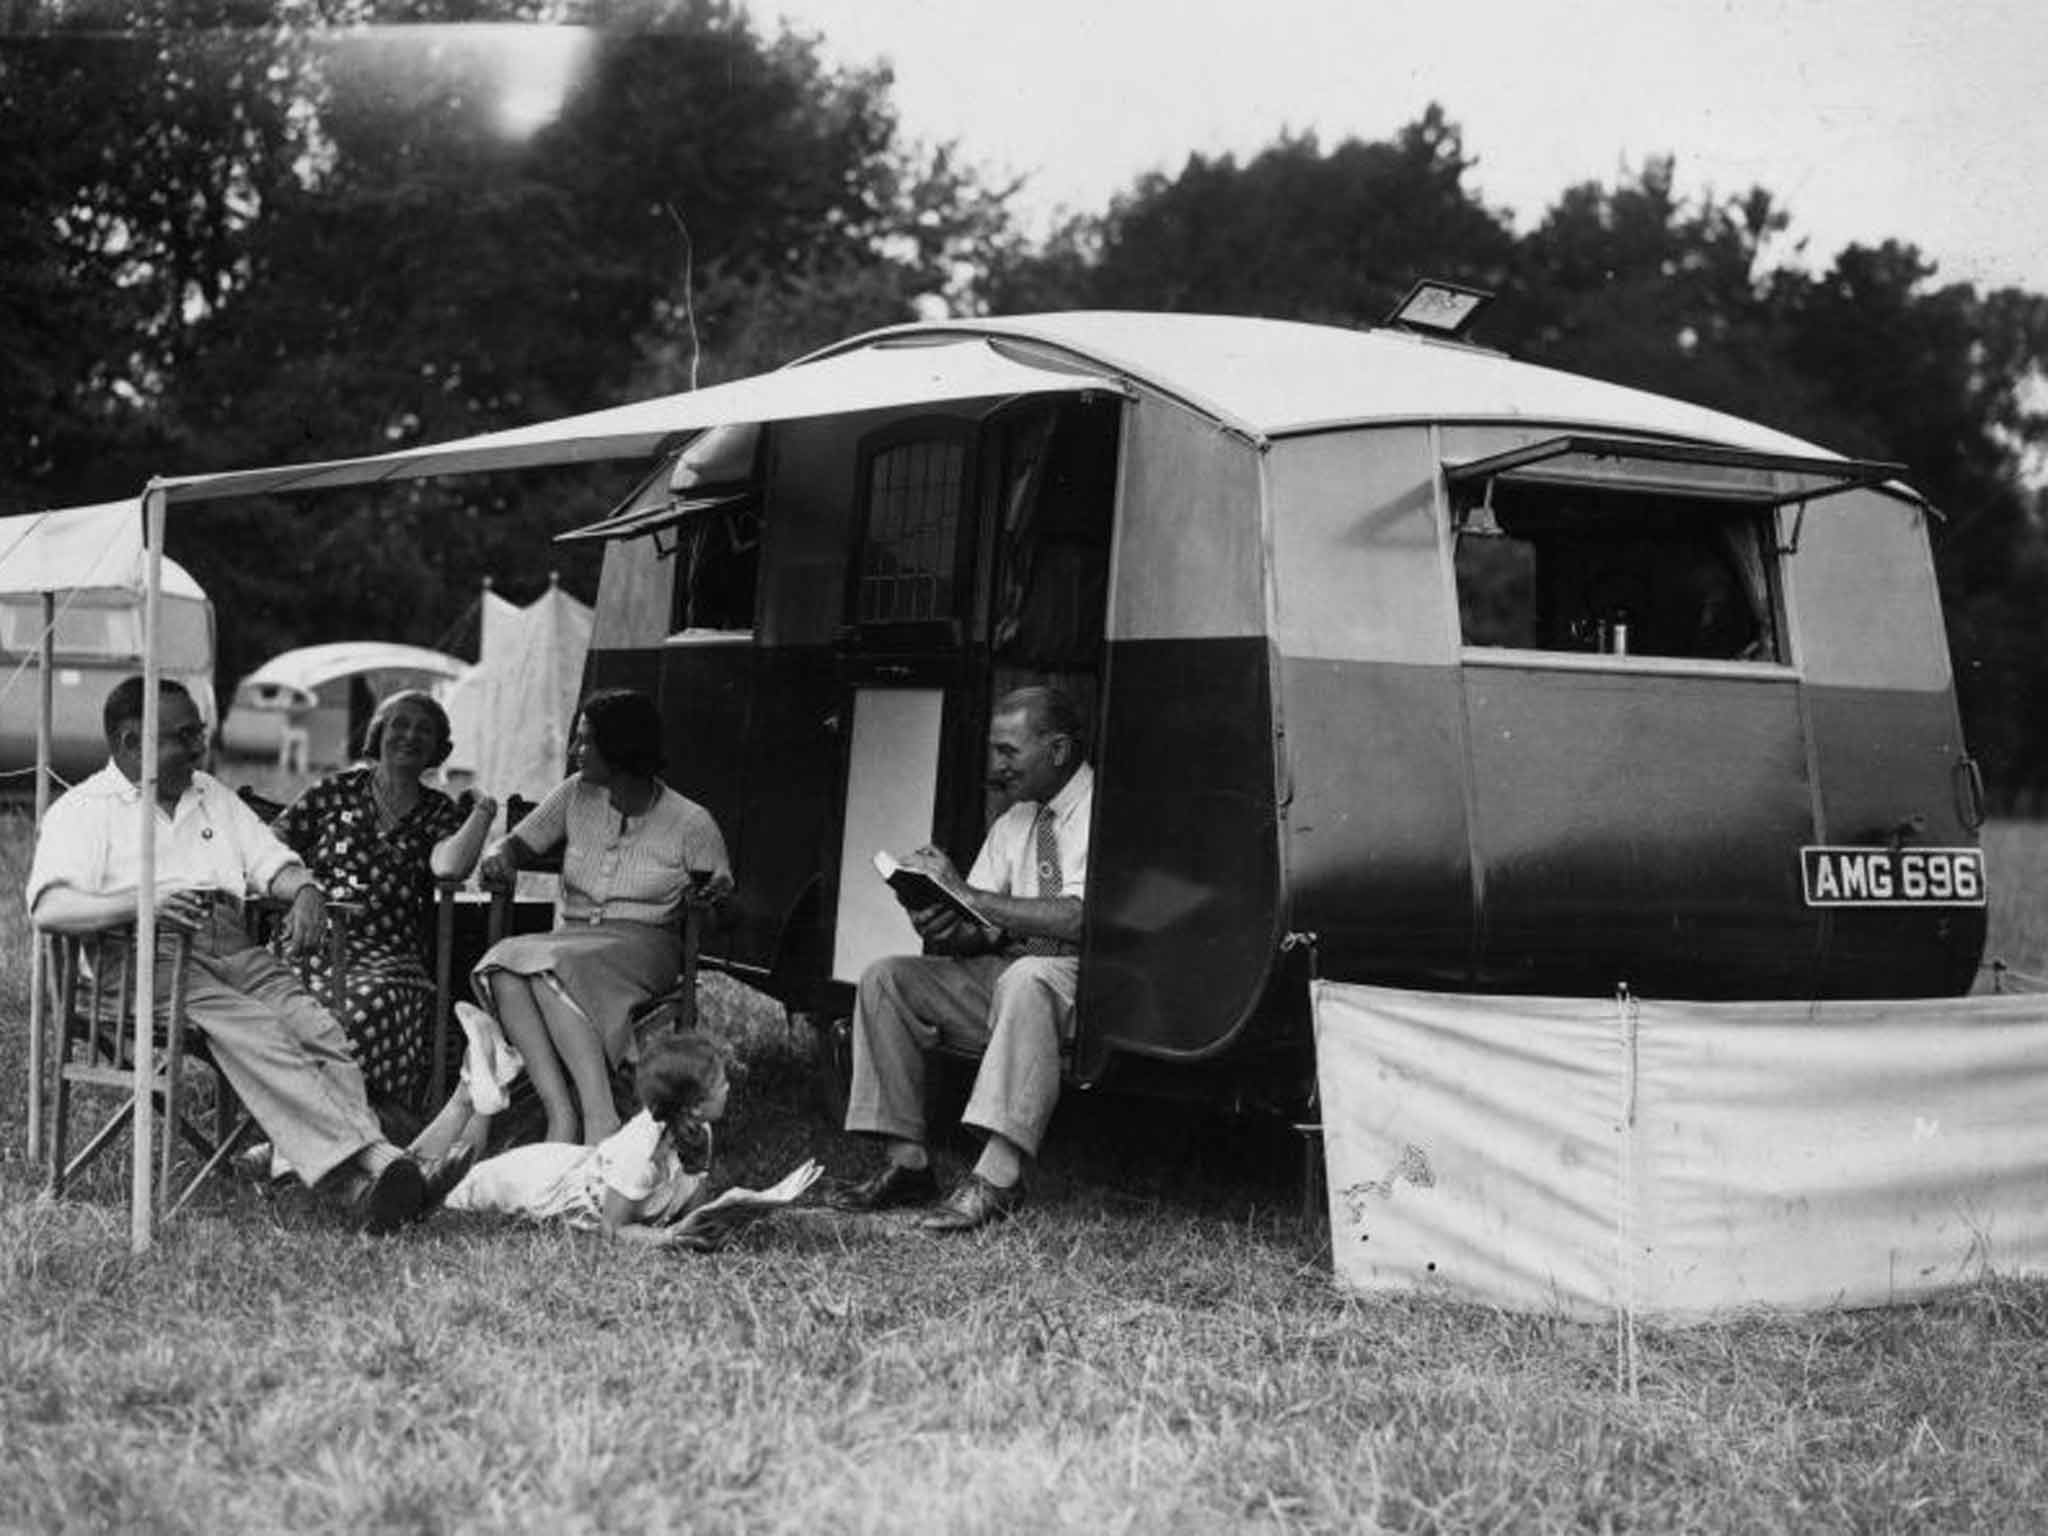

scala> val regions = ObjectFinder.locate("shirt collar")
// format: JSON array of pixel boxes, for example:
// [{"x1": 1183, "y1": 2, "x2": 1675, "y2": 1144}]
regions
[{"x1": 1045, "y1": 761, "x2": 1092, "y2": 821}]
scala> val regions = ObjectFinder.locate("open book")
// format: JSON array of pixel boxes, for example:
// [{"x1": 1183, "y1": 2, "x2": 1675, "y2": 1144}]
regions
[
  {"x1": 665, "y1": 1158, "x2": 823, "y2": 1251},
  {"x1": 873, "y1": 850, "x2": 1001, "y2": 940}
]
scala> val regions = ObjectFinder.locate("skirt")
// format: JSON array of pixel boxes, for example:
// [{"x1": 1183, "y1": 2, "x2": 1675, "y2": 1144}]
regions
[{"x1": 472, "y1": 919, "x2": 682, "y2": 1064}]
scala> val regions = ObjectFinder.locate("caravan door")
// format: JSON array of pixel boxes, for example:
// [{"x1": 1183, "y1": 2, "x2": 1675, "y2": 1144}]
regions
[{"x1": 829, "y1": 419, "x2": 984, "y2": 981}]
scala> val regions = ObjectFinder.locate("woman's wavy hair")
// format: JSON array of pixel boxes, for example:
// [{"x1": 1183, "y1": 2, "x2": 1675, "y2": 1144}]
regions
[
  {"x1": 578, "y1": 687, "x2": 666, "y2": 779},
  {"x1": 361, "y1": 689, "x2": 454, "y2": 768},
  {"x1": 634, "y1": 1029, "x2": 725, "y2": 1174}
]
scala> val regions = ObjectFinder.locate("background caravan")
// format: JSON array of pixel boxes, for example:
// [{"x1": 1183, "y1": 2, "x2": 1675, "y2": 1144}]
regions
[
  {"x1": 568, "y1": 311, "x2": 1984, "y2": 1106},
  {"x1": 0, "y1": 522, "x2": 215, "y2": 792}
]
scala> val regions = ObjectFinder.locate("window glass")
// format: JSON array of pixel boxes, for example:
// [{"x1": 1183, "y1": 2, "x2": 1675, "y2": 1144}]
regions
[
  {"x1": 1454, "y1": 485, "x2": 1780, "y2": 662},
  {"x1": 856, "y1": 436, "x2": 967, "y2": 626}
]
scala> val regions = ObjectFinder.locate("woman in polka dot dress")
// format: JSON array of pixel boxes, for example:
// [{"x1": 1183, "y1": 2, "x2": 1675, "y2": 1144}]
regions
[{"x1": 269, "y1": 691, "x2": 496, "y2": 1115}]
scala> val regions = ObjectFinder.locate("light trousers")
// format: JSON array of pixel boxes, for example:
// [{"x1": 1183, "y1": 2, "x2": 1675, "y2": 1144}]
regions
[
  {"x1": 844, "y1": 952, "x2": 1077, "y2": 1157},
  {"x1": 180, "y1": 924, "x2": 384, "y2": 1187}
]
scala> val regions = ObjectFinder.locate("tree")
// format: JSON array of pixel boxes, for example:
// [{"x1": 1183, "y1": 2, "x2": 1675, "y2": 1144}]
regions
[
  {"x1": 4, "y1": 0, "x2": 1031, "y2": 688},
  {"x1": 986, "y1": 105, "x2": 1514, "y2": 326}
]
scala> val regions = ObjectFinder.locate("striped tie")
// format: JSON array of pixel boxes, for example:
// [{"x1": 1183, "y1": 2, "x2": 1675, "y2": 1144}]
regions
[
  {"x1": 1016, "y1": 806, "x2": 1074, "y2": 957},
  {"x1": 1034, "y1": 806, "x2": 1062, "y2": 898}
]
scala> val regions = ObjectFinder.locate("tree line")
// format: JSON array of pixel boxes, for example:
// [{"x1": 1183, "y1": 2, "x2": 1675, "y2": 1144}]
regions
[{"x1": 5, "y1": 4, "x2": 2046, "y2": 796}]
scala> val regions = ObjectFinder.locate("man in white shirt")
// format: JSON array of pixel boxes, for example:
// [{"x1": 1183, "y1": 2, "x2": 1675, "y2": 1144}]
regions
[
  {"x1": 27, "y1": 677, "x2": 427, "y2": 1232},
  {"x1": 833, "y1": 686, "x2": 1092, "y2": 1233}
]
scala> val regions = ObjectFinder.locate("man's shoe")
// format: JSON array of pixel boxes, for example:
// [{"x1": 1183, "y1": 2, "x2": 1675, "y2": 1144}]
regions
[
  {"x1": 827, "y1": 1161, "x2": 939, "y2": 1213},
  {"x1": 356, "y1": 1154, "x2": 426, "y2": 1235},
  {"x1": 414, "y1": 1144, "x2": 477, "y2": 1222},
  {"x1": 918, "y1": 1174, "x2": 1025, "y2": 1233}
]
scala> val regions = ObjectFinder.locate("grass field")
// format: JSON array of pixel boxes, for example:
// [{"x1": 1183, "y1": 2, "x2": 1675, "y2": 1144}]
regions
[{"x1": 7, "y1": 808, "x2": 2048, "y2": 1532}]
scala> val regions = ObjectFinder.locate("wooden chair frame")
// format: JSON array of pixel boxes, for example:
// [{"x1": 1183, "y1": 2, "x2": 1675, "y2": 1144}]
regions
[
  {"x1": 39, "y1": 925, "x2": 252, "y2": 1223},
  {"x1": 37, "y1": 897, "x2": 356, "y2": 1223}
]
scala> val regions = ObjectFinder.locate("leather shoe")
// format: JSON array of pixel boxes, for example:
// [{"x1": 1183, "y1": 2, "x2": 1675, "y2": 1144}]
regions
[
  {"x1": 827, "y1": 1161, "x2": 939, "y2": 1213},
  {"x1": 355, "y1": 1154, "x2": 426, "y2": 1235},
  {"x1": 415, "y1": 1144, "x2": 477, "y2": 1221},
  {"x1": 918, "y1": 1173, "x2": 1025, "y2": 1233}
]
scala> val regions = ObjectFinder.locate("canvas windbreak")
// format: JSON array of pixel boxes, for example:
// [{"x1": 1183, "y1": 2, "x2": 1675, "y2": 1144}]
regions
[{"x1": 1315, "y1": 981, "x2": 2048, "y2": 1323}]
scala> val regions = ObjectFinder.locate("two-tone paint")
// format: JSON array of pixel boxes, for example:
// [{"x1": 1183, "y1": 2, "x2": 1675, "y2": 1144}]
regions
[{"x1": 579, "y1": 313, "x2": 1983, "y2": 1104}]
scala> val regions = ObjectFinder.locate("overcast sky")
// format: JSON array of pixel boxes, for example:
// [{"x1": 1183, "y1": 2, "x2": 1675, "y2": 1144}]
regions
[{"x1": 752, "y1": 0, "x2": 2048, "y2": 295}]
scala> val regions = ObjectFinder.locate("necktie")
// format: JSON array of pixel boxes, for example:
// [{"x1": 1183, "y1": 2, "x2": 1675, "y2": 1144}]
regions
[
  {"x1": 1016, "y1": 806, "x2": 1074, "y2": 956},
  {"x1": 1034, "y1": 806, "x2": 1062, "y2": 898}
]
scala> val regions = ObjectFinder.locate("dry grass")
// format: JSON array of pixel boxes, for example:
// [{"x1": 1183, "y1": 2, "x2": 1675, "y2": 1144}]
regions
[{"x1": 8, "y1": 806, "x2": 2048, "y2": 1532}]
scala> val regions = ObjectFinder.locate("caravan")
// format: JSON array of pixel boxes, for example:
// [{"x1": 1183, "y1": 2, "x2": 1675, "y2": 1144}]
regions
[
  {"x1": 0, "y1": 501, "x2": 215, "y2": 792},
  {"x1": 558, "y1": 308, "x2": 1984, "y2": 1106}
]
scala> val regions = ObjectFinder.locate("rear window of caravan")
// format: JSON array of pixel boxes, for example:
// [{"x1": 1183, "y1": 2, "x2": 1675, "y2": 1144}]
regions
[
  {"x1": 0, "y1": 594, "x2": 210, "y2": 667},
  {"x1": 1454, "y1": 484, "x2": 1782, "y2": 665}
]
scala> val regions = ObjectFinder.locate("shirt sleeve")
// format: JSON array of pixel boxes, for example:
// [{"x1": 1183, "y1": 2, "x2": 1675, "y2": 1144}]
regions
[
  {"x1": 220, "y1": 784, "x2": 303, "y2": 895},
  {"x1": 682, "y1": 801, "x2": 730, "y2": 883},
  {"x1": 596, "y1": 1112, "x2": 666, "y2": 1202},
  {"x1": 423, "y1": 786, "x2": 466, "y2": 842},
  {"x1": 24, "y1": 788, "x2": 101, "y2": 916},
  {"x1": 968, "y1": 806, "x2": 1026, "y2": 895},
  {"x1": 513, "y1": 777, "x2": 574, "y2": 857}
]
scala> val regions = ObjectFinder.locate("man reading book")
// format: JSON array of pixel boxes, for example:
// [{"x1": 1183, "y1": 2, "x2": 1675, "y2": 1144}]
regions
[{"x1": 831, "y1": 685, "x2": 1093, "y2": 1233}]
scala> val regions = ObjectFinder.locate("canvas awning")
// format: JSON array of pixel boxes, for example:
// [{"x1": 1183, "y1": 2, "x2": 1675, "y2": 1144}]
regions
[
  {"x1": 159, "y1": 337, "x2": 1125, "y2": 506},
  {"x1": 0, "y1": 500, "x2": 146, "y2": 596}
]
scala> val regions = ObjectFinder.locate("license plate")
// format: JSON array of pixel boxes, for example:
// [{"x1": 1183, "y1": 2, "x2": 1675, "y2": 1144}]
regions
[{"x1": 1800, "y1": 846, "x2": 1987, "y2": 907}]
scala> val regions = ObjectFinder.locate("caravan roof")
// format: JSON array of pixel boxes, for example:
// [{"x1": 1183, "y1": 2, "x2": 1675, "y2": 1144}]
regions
[
  {"x1": 238, "y1": 641, "x2": 467, "y2": 695},
  {"x1": 814, "y1": 313, "x2": 1835, "y2": 454}
]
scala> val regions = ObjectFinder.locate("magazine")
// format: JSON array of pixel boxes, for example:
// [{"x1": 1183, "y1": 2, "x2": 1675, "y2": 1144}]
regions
[
  {"x1": 665, "y1": 1158, "x2": 824, "y2": 1251},
  {"x1": 872, "y1": 850, "x2": 1001, "y2": 939}
]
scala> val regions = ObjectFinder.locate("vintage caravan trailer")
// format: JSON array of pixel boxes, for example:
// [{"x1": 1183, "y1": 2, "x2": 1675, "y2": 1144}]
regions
[
  {"x1": 563, "y1": 310, "x2": 1983, "y2": 1102},
  {"x1": 0, "y1": 537, "x2": 215, "y2": 790}
]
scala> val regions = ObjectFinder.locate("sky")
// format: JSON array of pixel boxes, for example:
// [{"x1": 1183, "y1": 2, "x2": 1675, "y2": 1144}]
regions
[{"x1": 748, "y1": 0, "x2": 2048, "y2": 295}]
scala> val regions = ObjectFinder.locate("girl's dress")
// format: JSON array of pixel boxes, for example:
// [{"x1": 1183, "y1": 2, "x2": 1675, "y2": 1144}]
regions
[
  {"x1": 472, "y1": 776, "x2": 729, "y2": 1063},
  {"x1": 443, "y1": 1109, "x2": 706, "y2": 1228},
  {"x1": 270, "y1": 765, "x2": 466, "y2": 1104}
]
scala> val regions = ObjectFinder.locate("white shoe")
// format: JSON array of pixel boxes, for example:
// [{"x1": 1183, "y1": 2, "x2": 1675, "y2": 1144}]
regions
[{"x1": 455, "y1": 1002, "x2": 524, "y2": 1115}]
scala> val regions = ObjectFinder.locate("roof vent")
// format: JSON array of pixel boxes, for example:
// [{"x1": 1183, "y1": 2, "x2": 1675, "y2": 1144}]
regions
[{"x1": 1383, "y1": 279, "x2": 1494, "y2": 342}]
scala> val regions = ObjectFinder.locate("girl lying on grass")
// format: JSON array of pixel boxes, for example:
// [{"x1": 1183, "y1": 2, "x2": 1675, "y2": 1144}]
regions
[{"x1": 411, "y1": 1005, "x2": 725, "y2": 1244}]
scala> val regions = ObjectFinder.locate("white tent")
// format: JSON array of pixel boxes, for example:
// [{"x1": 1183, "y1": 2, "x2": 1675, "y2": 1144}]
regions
[{"x1": 441, "y1": 578, "x2": 593, "y2": 802}]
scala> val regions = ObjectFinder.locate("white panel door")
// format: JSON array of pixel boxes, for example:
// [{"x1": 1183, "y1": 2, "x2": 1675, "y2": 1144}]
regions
[{"x1": 831, "y1": 686, "x2": 946, "y2": 981}]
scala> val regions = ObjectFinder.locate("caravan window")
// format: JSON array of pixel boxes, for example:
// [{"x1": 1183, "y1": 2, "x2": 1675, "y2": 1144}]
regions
[
  {"x1": 852, "y1": 420, "x2": 975, "y2": 639},
  {"x1": 0, "y1": 594, "x2": 210, "y2": 667},
  {"x1": 1453, "y1": 485, "x2": 1782, "y2": 663},
  {"x1": 669, "y1": 501, "x2": 759, "y2": 633}
]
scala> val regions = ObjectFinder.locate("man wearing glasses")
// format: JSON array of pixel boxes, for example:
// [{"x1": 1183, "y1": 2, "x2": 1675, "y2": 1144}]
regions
[{"x1": 27, "y1": 676, "x2": 429, "y2": 1231}]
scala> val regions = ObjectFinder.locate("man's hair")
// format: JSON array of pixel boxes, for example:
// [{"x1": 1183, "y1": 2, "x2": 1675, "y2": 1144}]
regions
[
  {"x1": 579, "y1": 687, "x2": 666, "y2": 778},
  {"x1": 102, "y1": 676, "x2": 195, "y2": 744},
  {"x1": 993, "y1": 684, "x2": 1085, "y2": 754},
  {"x1": 360, "y1": 688, "x2": 454, "y2": 767}
]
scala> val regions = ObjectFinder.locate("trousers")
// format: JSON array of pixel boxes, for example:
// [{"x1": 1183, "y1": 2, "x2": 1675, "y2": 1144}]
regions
[
  {"x1": 844, "y1": 952, "x2": 1078, "y2": 1157},
  {"x1": 180, "y1": 921, "x2": 384, "y2": 1187}
]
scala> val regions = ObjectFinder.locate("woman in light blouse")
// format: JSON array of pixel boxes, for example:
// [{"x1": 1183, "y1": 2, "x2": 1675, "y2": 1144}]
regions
[{"x1": 473, "y1": 689, "x2": 730, "y2": 1145}]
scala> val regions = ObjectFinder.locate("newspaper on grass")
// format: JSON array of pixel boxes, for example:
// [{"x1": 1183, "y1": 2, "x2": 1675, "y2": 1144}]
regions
[{"x1": 664, "y1": 1158, "x2": 823, "y2": 1252}]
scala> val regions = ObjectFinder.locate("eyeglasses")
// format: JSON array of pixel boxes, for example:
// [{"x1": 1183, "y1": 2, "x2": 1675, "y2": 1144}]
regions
[{"x1": 168, "y1": 722, "x2": 210, "y2": 750}]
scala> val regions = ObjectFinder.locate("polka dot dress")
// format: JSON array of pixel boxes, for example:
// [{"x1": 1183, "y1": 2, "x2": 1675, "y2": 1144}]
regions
[{"x1": 268, "y1": 766, "x2": 466, "y2": 1104}]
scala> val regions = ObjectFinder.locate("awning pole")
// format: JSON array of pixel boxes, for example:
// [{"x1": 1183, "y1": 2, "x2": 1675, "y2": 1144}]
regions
[
  {"x1": 25, "y1": 592, "x2": 55, "y2": 1165},
  {"x1": 131, "y1": 483, "x2": 168, "y2": 1254}
]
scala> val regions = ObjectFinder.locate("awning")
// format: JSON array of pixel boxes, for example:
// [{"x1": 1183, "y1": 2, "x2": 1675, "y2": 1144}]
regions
[
  {"x1": 161, "y1": 337, "x2": 1125, "y2": 508},
  {"x1": 0, "y1": 500, "x2": 146, "y2": 596},
  {"x1": 1444, "y1": 434, "x2": 1908, "y2": 511}
]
